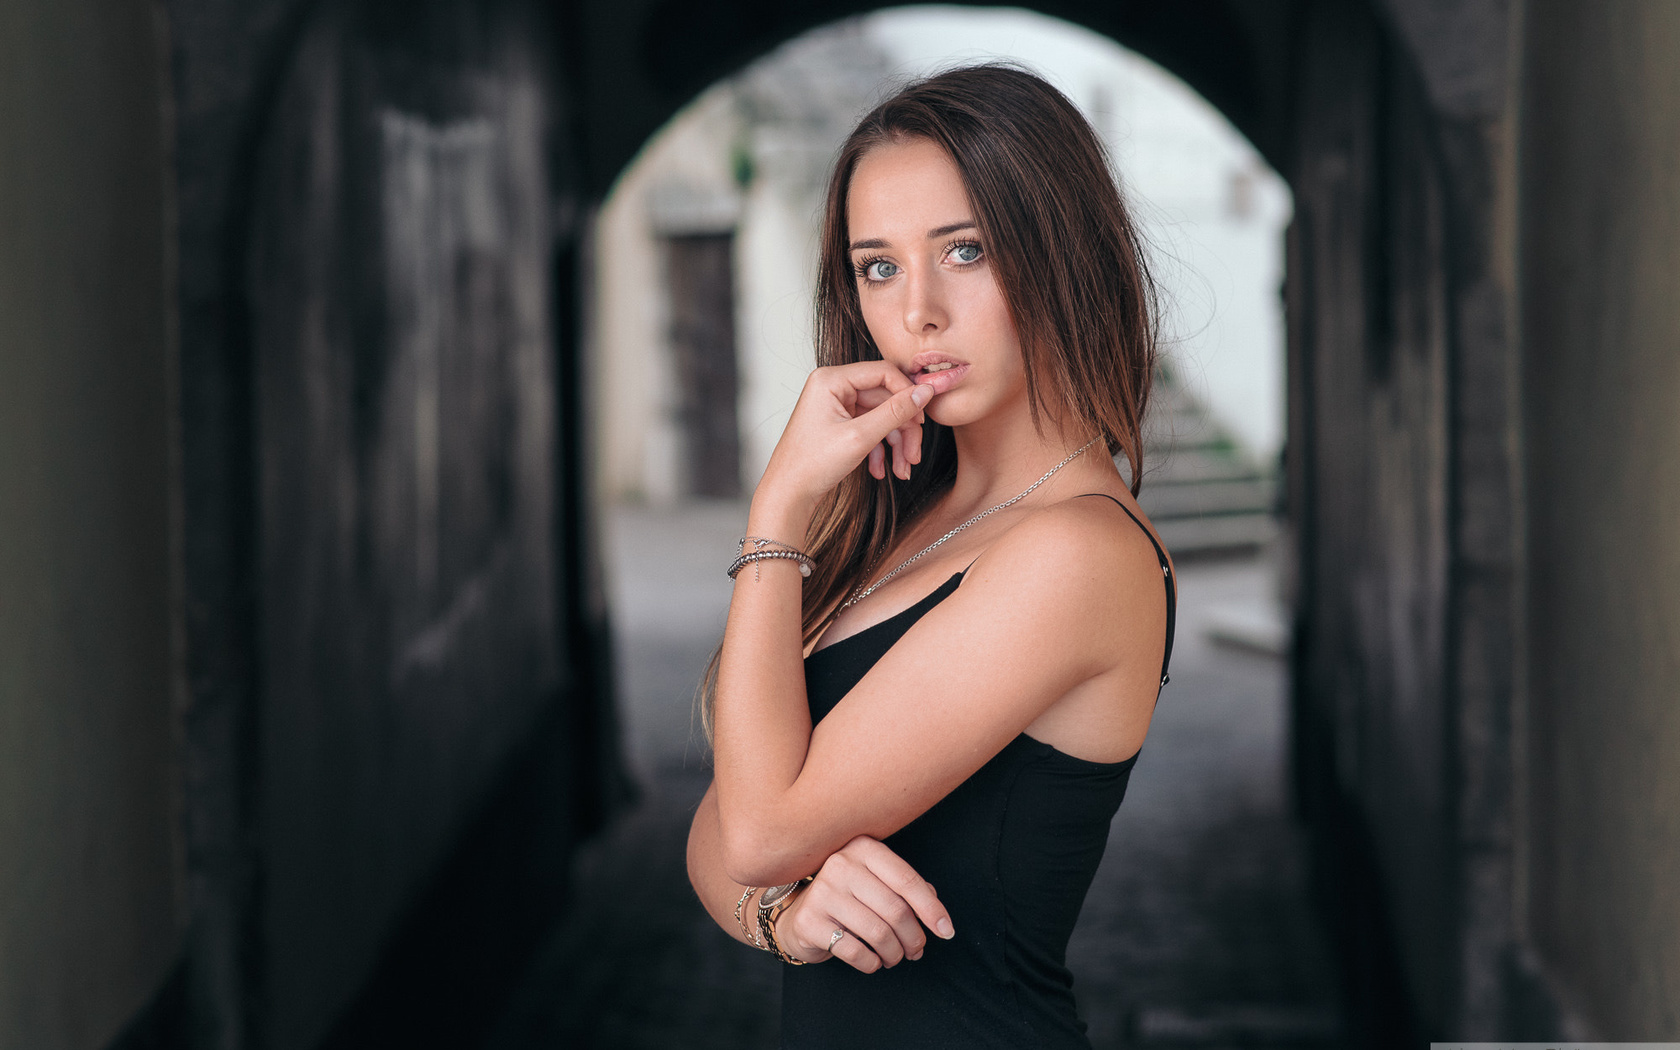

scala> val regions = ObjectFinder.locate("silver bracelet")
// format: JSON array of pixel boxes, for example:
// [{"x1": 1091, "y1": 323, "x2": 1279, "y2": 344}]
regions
[
  {"x1": 729, "y1": 536, "x2": 814, "y2": 581},
  {"x1": 727, "y1": 549, "x2": 814, "y2": 580}
]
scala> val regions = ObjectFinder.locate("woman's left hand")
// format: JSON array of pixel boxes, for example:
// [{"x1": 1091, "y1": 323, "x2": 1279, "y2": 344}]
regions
[
  {"x1": 756, "y1": 362, "x2": 933, "y2": 511},
  {"x1": 772, "y1": 835, "x2": 954, "y2": 972}
]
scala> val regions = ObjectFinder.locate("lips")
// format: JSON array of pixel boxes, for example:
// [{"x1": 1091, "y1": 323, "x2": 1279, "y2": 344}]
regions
[
  {"x1": 910, "y1": 362, "x2": 969, "y2": 395},
  {"x1": 908, "y1": 353, "x2": 969, "y2": 394}
]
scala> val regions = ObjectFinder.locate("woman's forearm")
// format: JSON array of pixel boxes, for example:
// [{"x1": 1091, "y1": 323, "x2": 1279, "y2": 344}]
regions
[
  {"x1": 709, "y1": 368, "x2": 932, "y2": 885},
  {"x1": 710, "y1": 493, "x2": 828, "y2": 884}
]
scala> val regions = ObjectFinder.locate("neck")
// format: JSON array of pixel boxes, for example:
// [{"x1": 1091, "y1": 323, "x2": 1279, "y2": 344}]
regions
[{"x1": 944, "y1": 406, "x2": 1107, "y2": 512}]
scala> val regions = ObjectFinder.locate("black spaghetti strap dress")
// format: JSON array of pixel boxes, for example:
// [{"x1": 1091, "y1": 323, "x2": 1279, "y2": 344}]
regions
[{"x1": 781, "y1": 495, "x2": 1175, "y2": 1049}]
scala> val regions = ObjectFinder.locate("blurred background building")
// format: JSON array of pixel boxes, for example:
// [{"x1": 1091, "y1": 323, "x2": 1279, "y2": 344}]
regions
[{"x1": 2, "y1": 1, "x2": 1678, "y2": 1048}]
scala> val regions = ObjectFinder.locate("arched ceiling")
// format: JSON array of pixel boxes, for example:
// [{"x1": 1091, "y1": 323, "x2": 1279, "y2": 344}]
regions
[{"x1": 572, "y1": 0, "x2": 1304, "y2": 197}]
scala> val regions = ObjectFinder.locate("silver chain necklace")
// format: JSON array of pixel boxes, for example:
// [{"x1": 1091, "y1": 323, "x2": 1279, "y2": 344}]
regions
[{"x1": 839, "y1": 438, "x2": 1099, "y2": 610}]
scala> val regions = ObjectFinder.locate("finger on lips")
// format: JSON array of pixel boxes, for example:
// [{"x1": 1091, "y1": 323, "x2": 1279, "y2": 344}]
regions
[
  {"x1": 822, "y1": 359, "x2": 914, "y2": 396},
  {"x1": 858, "y1": 384, "x2": 932, "y2": 443}
]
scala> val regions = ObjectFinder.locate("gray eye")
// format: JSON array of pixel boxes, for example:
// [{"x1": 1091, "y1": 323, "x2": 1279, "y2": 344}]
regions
[
  {"x1": 950, "y1": 243, "x2": 982, "y2": 264},
  {"x1": 865, "y1": 259, "x2": 899, "y2": 281}
]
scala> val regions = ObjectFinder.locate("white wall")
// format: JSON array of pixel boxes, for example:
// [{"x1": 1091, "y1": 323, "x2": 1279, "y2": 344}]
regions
[
  {"x1": 592, "y1": 91, "x2": 740, "y2": 504},
  {"x1": 734, "y1": 161, "x2": 824, "y2": 491}
]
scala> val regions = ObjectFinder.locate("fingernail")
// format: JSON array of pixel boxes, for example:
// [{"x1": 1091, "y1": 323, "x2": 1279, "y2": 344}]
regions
[
  {"x1": 910, "y1": 949, "x2": 923, "y2": 961},
  {"x1": 911, "y1": 385, "x2": 931, "y2": 407},
  {"x1": 937, "y1": 918, "x2": 954, "y2": 939}
]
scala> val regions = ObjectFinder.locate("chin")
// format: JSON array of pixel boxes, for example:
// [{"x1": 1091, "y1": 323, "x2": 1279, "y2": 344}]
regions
[
  {"x1": 926, "y1": 387, "x2": 1010, "y2": 428},
  {"x1": 925, "y1": 398, "x2": 971, "y2": 428}
]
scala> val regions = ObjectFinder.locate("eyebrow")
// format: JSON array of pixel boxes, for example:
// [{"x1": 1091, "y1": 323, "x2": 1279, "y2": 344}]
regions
[{"x1": 848, "y1": 221, "x2": 977, "y2": 252}]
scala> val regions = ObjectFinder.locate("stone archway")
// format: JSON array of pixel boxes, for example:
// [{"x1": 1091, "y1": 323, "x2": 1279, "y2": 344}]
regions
[
  {"x1": 156, "y1": 0, "x2": 1535, "y2": 1044},
  {"x1": 567, "y1": 1, "x2": 1524, "y2": 1042}
]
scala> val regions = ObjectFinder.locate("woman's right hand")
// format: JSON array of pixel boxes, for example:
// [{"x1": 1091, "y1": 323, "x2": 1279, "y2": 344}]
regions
[
  {"x1": 755, "y1": 363, "x2": 932, "y2": 513},
  {"x1": 774, "y1": 835, "x2": 955, "y2": 972}
]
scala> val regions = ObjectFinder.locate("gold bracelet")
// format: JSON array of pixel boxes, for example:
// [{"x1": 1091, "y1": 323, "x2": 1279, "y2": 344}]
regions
[
  {"x1": 756, "y1": 876, "x2": 814, "y2": 965},
  {"x1": 734, "y1": 886, "x2": 764, "y2": 948}
]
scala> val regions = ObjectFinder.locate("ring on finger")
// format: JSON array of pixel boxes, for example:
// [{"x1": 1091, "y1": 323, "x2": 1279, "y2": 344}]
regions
[{"x1": 827, "y1": 929, "x2": 846, "y2": 952}]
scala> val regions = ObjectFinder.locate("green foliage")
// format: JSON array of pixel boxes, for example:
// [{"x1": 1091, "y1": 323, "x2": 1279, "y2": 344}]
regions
[{"x1": 730, "y1": 140, "x2": 756, "y2": 189}]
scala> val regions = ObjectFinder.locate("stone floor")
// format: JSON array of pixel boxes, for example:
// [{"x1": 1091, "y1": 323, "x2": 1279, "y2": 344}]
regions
[{"x1": 487, "y1": 501, "x2": 1343, "y2": 1049}]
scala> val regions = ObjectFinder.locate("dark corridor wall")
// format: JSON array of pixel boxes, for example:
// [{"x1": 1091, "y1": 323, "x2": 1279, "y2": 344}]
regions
[
  {"x1": 1287, "y1": 4, "x2": 1455, "y2": 1036},
  {"x1": 0, "y1": 1, "x2": 180, "y2": 1046},
  {"x1": 244, "y1": 5, "x2": 566, "y2": 1047},
  {"x1": 165, "y1": 1, "x2": 617, "y2": 1048},
  {"x1": 1520, "y1": 2, "x2": 1680, "y2": 1033}
]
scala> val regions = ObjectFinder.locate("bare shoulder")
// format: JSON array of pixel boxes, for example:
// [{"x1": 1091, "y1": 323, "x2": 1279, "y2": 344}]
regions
[
  {"x1": 952, "y1": 491, "x2": 1171, "y2": 670},
  {"x1": 967, "y1": 491, "x2": 1167, "y2": 595}
]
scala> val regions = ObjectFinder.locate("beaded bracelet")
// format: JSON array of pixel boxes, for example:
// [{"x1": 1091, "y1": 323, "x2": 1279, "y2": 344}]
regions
[
  {"x1": 727, "y1": 549, "x2": 814, "y2": 580},
  {"x1": 728, "y1": 536, "x2": 815, "y2": 581}
]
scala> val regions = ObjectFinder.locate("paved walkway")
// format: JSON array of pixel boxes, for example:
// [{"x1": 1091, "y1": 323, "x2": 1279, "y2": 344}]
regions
[{"x1": 488, "y1": 502, "x2": 1342, "y2": 1049}]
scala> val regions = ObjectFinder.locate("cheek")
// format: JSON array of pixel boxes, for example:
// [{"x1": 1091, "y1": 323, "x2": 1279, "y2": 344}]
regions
[
  {"x1": 980, "y1": 297, "x2": 1016, "y2": 343},
  {"x1": 857, "y1": 296, "x2": 898, "y2": 352},
  {"x1": 961, "y1": 280, "x2": 1019, "y2": 342},
  {"x1": 977, "y1": 302, "x2": 1024, "y2": 373}
]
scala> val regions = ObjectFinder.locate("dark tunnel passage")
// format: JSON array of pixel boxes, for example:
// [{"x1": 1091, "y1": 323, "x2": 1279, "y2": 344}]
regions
[
  {"x1": 512, "y1": 13, "x2": 1335, "y2": 1048},
  {"x1": 7, "y1": 0, "x2": 1680, "y2": 1048},
  {"x1": 163, "y1": 3, "x2": 1475, "y2": 1045}
]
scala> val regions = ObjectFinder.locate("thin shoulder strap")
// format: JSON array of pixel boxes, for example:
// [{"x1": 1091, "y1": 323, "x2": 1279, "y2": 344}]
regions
[{"x1": 1078, "y1": 493, "x2": 1176, "y2": 691}]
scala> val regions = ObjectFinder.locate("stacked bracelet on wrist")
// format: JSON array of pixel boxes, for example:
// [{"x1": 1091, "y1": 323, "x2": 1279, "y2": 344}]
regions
[
  {"x1": 728, "y1": 536, "x2": 815, "y2": 582},
  {"x1": 734, "y1": 880, "x2": 813, "y2": 963},
  {"x1": 756, "y1": 877, "x2": 814, "y2": 965},
  {"x1": 735, "y1": 886, "x2": 765, "y2": 948}
]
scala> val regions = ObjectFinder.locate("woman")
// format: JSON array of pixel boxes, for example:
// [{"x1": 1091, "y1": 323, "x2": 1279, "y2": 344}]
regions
[{"x1": 686, "y1": 65, "x2": 1175, "y2": 1048}]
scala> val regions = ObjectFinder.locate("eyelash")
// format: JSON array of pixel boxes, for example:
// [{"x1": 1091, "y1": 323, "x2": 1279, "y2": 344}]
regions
[
  {"x1": 853, "y1": 255, "x2": 889, "y2": 281},
  {"x1": 853, "y1": 240, "x2": 985, "y2": 283}
]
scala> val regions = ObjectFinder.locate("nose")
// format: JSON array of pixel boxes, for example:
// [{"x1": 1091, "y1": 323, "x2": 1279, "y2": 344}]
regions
[{"x1": 902, "y1": 267, "x2": 949, "y2": 337}]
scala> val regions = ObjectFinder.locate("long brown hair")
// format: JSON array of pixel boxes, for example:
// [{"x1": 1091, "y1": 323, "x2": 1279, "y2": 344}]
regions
[{"x1": 700, "y1": 65, "x2": 1159, "y2": 735}]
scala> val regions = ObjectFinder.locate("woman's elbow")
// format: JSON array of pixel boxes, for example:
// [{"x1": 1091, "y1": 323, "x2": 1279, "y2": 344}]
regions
[
  {"x1": 687, "y1": 786, "x2": 800, "y2": 887},
  {"x1": 720, "y1": 822, "x2": 776, "y2": 886},
  {"x1": 720, "y1": 819, "x2": 808, "y2": 887},
  {"x1": 685, "y1": 809, "x2": 712, "y2": 896}
]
